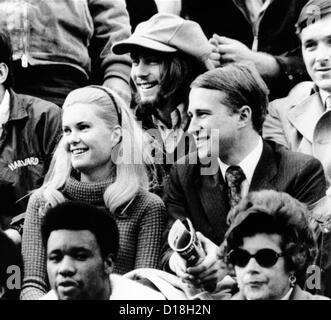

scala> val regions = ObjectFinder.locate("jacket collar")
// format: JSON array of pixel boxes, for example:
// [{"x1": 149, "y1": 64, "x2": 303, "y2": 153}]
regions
[
  {"x1": 287, "y1": 87, "x2": 324, "y2": 143},
  {"x1": 192, "y1": 140, "x2": 277, "y2": 242},
  {"x1": 7, "y1": 88, "x2": 28, "y2": 122}
]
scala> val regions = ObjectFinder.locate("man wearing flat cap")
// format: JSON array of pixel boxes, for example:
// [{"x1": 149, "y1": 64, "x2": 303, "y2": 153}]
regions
[
  {"x1": 112, "y1": 13, "x2": 214, "y2": 185},
  {"x1": 262, "y1": 0, "x2": 331, "y2": 297}
]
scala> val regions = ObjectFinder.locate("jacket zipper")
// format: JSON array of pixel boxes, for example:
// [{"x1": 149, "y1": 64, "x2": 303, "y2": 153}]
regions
[{"x1": 232, "y1": 0, "x2": 272, "y2": 52}]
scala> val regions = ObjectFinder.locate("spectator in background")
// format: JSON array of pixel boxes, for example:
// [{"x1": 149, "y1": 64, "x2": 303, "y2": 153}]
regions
[
  {"x1": 21, "y1": 86, "x2": 166, "y2": 299},
  {"x1": 263, "y1": 0, "x2": 331, "y2": 185},
  {"x1": 0, "y1": 30, "x2": 61, "y2": 242},
  {"x1": 162, "y1": 64, "x2": 326, "y2": 293},
  {"x1": 40, "y1": 201, "x2": 165, "y2": 300},
  {"x1": 181, "y1": 0, "x2": 310, "y2": 99},
  {"x1": 262, "y1": 0, "x2": 331, "y2": 298},
  {"x1": 0, "y1": 0, "x2": 132, "y2": 106},
  {"x1": 112, "y1": 13, "x2": 213, "y2": 188},
  {"x1": 221, "y1": 190, "x2": 329, "y2": 300},
  {"x1": 0, "y1": 229, "x2": 22, "y2": 300}
]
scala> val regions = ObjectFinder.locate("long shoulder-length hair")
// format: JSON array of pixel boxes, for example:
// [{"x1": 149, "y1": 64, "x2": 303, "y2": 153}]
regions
[
  {"x1": 132, "y1": 51, "x2": 212, "y2": 109},
  {"x1": 39, "y1": 86, "x2": 156, "y2": 214}
]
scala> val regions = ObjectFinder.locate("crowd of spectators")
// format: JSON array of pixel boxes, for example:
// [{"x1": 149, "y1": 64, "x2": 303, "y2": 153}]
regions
[{"x1": 1, "y1": 0, "x2": 331, "y2": 300}]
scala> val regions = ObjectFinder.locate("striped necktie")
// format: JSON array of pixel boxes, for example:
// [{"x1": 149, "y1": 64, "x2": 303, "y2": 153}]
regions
[{"x1": 225, "y1": 165, "x2": 246, "y2": 209}]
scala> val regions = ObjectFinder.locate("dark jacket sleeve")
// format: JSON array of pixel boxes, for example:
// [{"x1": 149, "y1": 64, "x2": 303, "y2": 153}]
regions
[
  {"x1": 161, "y1": 164, "x2": 189, "y2": 270},
  {"x1": 37, "y1": 104, "x2": 62, "y2": 171},
  {"x1": 292, "y1": 157, "x2": 326, "y2": 206},
  {"x1": 273, "y1": 50, "x2": 309, "y2": 99}
]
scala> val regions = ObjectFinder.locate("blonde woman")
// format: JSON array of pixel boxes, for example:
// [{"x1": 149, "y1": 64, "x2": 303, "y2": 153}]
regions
[{"x1": 21, "y1": 86, "x2": 166, "y2": 300}]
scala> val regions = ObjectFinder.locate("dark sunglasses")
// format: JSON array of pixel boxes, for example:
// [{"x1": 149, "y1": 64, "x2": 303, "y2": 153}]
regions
[{"x1": 227, "y1": 248, "x2": 283, "y2": 268}]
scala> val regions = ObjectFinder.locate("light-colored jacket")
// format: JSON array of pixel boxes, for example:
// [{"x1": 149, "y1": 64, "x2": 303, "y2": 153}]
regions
[
  {"x1": 0, "y1": 0, "x2": 131, "y2": 83},
  {"x1": 263, "y1": 81, "x2": 331, "y2": 183}
]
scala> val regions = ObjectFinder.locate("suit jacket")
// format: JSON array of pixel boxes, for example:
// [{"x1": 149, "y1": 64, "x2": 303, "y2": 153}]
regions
[
  {"x1": 161, "y1": 140, "x2": 326, "y2": 267},
  {"x1": 263, "y1": 81, "x2": 331, "y2": 183},
  {"x1": 231, "y1": 285, "x2": 329, "y2": 300}
]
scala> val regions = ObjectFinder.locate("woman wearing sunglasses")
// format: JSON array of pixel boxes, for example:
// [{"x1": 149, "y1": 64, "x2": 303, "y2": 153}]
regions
[
  {"x1": 221, "y1": 190, "x2": 329, "y2": 300},
  {"x1": 21, "y1": 86, "x2": 166, "y2": 299}
]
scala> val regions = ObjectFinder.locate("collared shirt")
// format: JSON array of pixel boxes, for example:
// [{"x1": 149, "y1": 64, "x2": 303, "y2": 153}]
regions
[
  {"x1": 244, "y1": 0, "x2": 272, "y2": 24},
  {"x1": 0, "y1": 90, "x2": 10, "y2": 137},
  {"x1": 319, "y1": 89, "x2": 331, "y2": 109},
  {"x1": 218, "y1": 136, "x2": 263, "y2": 198},
  {"x1": 153, "y1": 103, "x2": 189, "y2": 154}
]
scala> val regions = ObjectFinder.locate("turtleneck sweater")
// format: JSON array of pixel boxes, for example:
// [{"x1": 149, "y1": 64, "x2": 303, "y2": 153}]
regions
[{"x1": 21, "y1": 176, "x2": 166, "y2": 300}]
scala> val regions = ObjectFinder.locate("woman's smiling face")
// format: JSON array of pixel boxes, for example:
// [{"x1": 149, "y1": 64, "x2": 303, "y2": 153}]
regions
[{"x1": 62, "y1": 103, "x2": 114, "y2": 182}]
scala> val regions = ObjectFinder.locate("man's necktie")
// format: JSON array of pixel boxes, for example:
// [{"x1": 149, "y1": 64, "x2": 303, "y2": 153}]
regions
[{"x1": 225, "y1": 165, "x2": 246, "y2": 209}]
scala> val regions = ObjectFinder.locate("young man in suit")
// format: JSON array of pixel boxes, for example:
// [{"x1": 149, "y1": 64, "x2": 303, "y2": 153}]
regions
[
  {"x1": 162, "y1": 63, "x2": 326, "y2": 293},
  {"x1": 263, "y1": 0, "x2": 331, "y2": 297}
]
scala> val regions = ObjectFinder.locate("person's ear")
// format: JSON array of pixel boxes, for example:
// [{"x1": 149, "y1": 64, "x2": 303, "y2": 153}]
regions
[
  {"x1": 0, "y1": 62, "x2": 9, "y2": 85},
  {"x1": 103, "y1": 254, "x2": 114, "y2": 275},
  {"x1": 110, "y1": 125, "x2": 122, "y2": 148},
  {"x1": 237, "y1": 105, "x2": 252, "y2": 128}
]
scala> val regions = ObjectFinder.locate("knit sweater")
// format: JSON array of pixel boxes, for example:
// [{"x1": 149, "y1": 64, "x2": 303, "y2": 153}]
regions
[{"x1": 21, "y1": 176, "x2": 166, "y2": 300}]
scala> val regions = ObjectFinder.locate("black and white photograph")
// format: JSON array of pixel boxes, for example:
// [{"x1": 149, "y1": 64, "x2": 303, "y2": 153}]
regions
[{"x1": 1, "y1": 0, "x2": 331, "y2": 309}]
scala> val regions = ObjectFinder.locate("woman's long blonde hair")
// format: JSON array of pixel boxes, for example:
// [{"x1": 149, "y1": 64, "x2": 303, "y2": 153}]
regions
[{"x1": 39, "y1": 86, "x2": 156, "y2": 214}]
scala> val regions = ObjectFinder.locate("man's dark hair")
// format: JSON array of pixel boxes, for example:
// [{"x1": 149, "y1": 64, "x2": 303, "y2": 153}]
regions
[
  {"x1": 41, "y1": 201, "x2": 119, "y2": 260},
  {"x1": 0, "y1": 30, "x2": 14, "y2": 88},
  {"x1": 296, "y1": 0, "x2": 331, "y2": 35},
  {"x1": 0, "y1": 230, "x2": 22, "y2": 300},
  {"x1": 191, "y1": 63, "x2": 269, "y2": 133},
  {"x1": 222, "y1": 190, "x2": 317, "y2": 285},
  {"x1": 159, "y1": 52, "x2": 208, "y2": 106}
]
